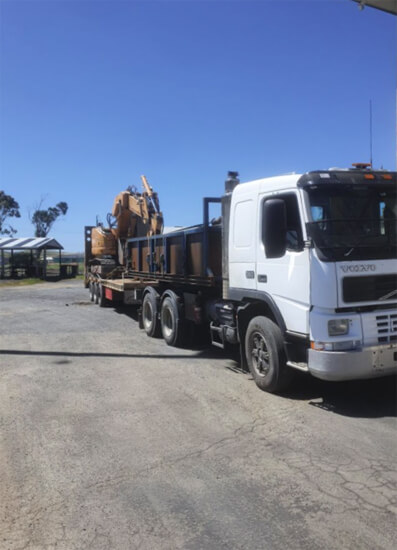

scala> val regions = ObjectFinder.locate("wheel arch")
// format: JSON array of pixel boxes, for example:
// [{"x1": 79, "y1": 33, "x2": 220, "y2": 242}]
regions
[
  {"x1": 236, "y1": 297, "x2": 287, "y2": 371},
  {"x1": 160, "y1": 288, "x2": 184, "y2": 311},
  {"x1": 143, "y1": 285, "x2": 160, "y2": 300}
]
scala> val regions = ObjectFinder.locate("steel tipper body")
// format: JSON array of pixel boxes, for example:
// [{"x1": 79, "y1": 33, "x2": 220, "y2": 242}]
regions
[
  {"x1": 84, "y1": 196, "x2": 223, "y2": 319},
  {"x1": 228, "y1": 167, "x2": 397, "y2": 388}
]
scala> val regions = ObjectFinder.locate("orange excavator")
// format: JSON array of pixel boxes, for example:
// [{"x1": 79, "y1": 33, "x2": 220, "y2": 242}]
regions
[{"x1": 90, "y1": 175, "x2": 163, "y2": 266}]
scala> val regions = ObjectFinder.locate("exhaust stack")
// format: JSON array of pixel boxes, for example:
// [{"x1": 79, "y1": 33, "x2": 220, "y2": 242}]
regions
[
  {"x1": 225, "y1": 171, "x2": 240, "y2": 194},
  {"x1": 222, "y1": 171, "x2": 239, "y2": 299}
]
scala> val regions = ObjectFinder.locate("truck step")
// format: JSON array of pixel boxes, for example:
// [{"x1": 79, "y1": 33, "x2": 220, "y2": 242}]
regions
[
  {"x1": 286, "y1": 361, "x2": 309, "y2": 372},
  {"x1": 210, "y1": 323, "x2": 225, "y2": 349}
]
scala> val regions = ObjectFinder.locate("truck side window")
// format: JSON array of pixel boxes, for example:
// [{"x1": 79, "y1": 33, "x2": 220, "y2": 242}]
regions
[{"x1": 279, "y1": 193, "x2": 304, "y2": 252}]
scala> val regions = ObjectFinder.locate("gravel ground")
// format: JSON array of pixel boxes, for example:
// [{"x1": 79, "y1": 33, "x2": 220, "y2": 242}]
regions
[{"x1": 0, "y1": 280, "x2": 396, "y2": 550}]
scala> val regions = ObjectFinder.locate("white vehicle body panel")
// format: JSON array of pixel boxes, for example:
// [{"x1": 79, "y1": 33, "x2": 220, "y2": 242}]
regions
[
  {"x1": 229, "y1": 181, "x2": 259, "y2": 291},
  {"x1": 256, "y1": 189, "x2": 310, "y2": 335},
  {"x1": 228, "y1": 171, "x2": 397, "y2": 382}
]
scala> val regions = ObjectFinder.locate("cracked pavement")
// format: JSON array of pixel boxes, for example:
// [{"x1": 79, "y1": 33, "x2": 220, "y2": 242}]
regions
[{"x1": 0, "y1": 280, "x2": 396, "y2": 549}]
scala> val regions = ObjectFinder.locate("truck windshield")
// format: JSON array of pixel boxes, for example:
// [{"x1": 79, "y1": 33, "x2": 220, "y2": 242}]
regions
[{"x1": 305, "y1": 184, "x2": 397, "y2": 261}]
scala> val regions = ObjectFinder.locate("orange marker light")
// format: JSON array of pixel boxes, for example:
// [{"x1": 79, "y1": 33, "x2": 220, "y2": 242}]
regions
[
  {"x1": 364, "y1": 174, "x2": 375, "y2": 179},
  {"x1": 352, "y1": 162, "x2": 371, "y2": 169},
  {"x1": 382, "y1": 174, "x2": 393, "y2": 180}
]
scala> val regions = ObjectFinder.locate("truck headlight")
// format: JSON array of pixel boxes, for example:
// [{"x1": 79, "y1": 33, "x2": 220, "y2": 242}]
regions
[{"x1": 328, "y1": 319, "x2": 349, "y2": 336}]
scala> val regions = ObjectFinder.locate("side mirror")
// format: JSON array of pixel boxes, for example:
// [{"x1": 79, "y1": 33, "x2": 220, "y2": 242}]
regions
[{"x1": 262, "y1": 199, "x2": 287, "y2": 258}]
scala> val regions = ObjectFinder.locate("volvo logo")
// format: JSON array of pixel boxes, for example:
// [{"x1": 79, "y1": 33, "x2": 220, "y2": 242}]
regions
[{"x1": 339, "y1": 264, "x2": 376, "y2": 273}]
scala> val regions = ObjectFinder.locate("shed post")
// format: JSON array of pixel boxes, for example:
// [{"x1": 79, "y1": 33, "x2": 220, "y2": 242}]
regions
[
  {"x1": 59, "y1": 249, "x2": 61, "y2": 277},
  {"x1": 43, "y1": 249, "x2": 47, "y2": 280},
  {"x1": 1, "y1": 249, "x2": 4, "y2": 279}
]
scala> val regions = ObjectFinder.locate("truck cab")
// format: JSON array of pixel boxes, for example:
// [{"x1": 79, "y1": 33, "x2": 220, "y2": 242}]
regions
[{"x1": 227, "y1": 167, "x2": 397, "y2": 390}]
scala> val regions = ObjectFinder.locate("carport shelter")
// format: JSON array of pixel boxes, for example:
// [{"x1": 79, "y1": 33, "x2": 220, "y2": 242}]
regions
[{"x1": 0, "y1": 237, "x2": 64, "y2": 279}]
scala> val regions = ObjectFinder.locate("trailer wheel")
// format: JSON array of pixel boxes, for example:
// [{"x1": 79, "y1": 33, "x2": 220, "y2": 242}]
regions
[
  {"x1": 94, "y1": 282, "x2": 100, "y2": 305},
  {"x1": 142, "y1": 292, "x2": 161, "y2": 337},
  {"x1": 245, "y1": 316, "x2": 292, "y2": 393},
  {"x1": 160, "y1": 294, "x2": 185, "y2": 347},
  {"x1": 89, "y1": 281, "x2": 95, "y2": 302}
]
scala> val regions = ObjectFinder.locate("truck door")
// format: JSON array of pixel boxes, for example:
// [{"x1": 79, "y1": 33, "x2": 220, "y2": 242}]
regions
[
  {"x1": 256, "y1": 191, "x2": 310, "y2": 334},
  {"x1": 229, "y1": 192, "x2": 257, "y2": 291}
]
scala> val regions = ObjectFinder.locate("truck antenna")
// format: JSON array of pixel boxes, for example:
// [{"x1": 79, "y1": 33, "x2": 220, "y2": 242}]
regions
[{"x1": 369, "y1": 99, "x2": 373, "y2": 168}]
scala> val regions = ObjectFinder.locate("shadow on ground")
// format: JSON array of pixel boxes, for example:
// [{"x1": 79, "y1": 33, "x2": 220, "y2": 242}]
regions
[
  {"x1": 282, "y1": 371, "x2": 397, "y2": 419},
  {"x1": 0, "y1": 347, "x2": 227, "y2": 361},
  {"x1": 2, "y1": 346, "x2": 395, "y2": 419},
  {"x1": 7, "y1": 296, "x2": 397, "y2": 420}
]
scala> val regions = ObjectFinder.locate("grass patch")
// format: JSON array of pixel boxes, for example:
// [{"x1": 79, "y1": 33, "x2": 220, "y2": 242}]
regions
[
  {"x1": 0, "y1": 275, "x2": 83, "y2": 287},
  {"x1": 0, "y1": 278, "x2": 45, "y2": 287}
]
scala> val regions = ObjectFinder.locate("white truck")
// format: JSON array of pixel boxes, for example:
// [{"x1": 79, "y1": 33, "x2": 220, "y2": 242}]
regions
[{"x1": 86, "y1": 165, "x2": 397, "y2": 393}]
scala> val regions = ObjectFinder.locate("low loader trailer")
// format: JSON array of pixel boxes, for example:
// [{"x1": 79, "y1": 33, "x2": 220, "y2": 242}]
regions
[{"x1": 85, "y1": 168, "x2": 397, "y2": 393}]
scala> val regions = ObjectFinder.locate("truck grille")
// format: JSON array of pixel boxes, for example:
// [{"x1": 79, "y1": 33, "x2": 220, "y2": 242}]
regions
[
  {"x1": 375, "y1": 313, "x2": 397, "y2": 344},
  {"x1": 343, "y1": 275, "x2": 397, "y2": 303}
]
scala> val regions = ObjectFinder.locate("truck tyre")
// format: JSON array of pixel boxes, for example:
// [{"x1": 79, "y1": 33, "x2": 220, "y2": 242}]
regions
[
  {"x1": 89, "y1": 281, "x2": 95, "y2": 302},
  {"x1": 142, "y1": 292, "x2": 161, "y2": 337},
  {"x1": 160, "y1": 294, "x2": 185, "y2": 347},
  {"x1": 98, "y1": 284, "x2": 108, "y2": 307},
  {"x1": 94, "y1": 282, "x2": 100, "y2": 305},
  {"x1": 245, "y1": 316, "x2": 292, "y2": 393}
]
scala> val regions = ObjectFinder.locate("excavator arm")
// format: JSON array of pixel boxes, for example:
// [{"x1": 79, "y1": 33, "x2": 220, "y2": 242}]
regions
[
  {"x1": 91, "y1": 175, "x2": 163, "y2": 262},
  {"x1": 111, "y1": 175, "x2": 163, "y2": 239}
]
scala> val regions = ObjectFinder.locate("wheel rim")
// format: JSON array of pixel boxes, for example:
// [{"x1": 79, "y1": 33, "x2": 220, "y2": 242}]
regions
[
  {"x1": 143, "y1": 299, "x2": 153, "y2": 330},
  {"x1": 251, "y1": 332, "x2": 270, "y2": 377},
  {"x1": 162, "y1": 305, "x2": 173, "y2": 339}
]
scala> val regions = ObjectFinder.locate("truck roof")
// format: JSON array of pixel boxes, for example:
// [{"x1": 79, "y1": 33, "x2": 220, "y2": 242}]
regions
[
  {"x1": 297, "y1": 169, "x2": 396, "y2": 187},
  {"x1": 235, "y1": 169, "x2": 396, "y2": 196},
  {"x1": 236, "y1": 174, "x2": 302, "y2": 196}
]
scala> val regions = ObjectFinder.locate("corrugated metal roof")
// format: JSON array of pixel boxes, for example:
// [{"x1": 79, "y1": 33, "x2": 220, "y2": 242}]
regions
[
  {"x1": 352, "y1": 0, "x2": 397, "y2": 15},
  {"x1": 0, "y1": 237, "x2": 64, "y2": 250}
]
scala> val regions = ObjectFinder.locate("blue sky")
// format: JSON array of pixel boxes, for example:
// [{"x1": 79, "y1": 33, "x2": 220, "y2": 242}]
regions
[{"x1": 0, "y1": 0, "x2": 395, "y2": 251}]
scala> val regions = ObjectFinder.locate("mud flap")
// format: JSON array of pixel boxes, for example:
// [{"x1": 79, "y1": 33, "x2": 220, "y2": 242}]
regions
[{"x1": 237, "y1": 304, "x2": 250, "y2": 371}]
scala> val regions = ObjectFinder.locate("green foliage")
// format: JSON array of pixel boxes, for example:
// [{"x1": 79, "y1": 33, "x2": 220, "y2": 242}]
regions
[
  {"x1": 0, "y1": 278, "x2": 44, "y2": 287},
  {"x1": 31, "y1": 201, "x2": 69, "y2": 237},
  {"x1": 0, "y1": 191, "x2": 20, "y2": 236}
]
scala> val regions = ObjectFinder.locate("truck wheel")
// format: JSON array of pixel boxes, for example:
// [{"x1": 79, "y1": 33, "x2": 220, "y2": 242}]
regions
[
  {"x1": 142, "y1": 292, "x2": 161, "y2": 337},
  {"x1": 98, "y1": 284, "x2": 108, "y2": 307},
  {"x1": 89, "y1": 281, "x2": 95, "y2": 302},
  {"x1": 94, "y1": 282, "x2": 100, "y2": 305},
  {"x1": 245, "y1": 316, "x2": 292, "y2": 393},
  {"x1": 160, "y1": 295, "x2": 185, "y2": 347}
]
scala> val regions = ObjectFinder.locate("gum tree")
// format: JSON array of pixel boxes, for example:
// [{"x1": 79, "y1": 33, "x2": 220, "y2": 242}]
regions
[
  {"x1": 31, "y1": 201, "x2": 68, "y2": 238},
  {"x1": 0, "y1": 191, "x2": 20, "y2": 236}
]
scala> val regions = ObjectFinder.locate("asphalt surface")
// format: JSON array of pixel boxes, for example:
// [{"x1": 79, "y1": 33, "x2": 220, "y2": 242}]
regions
[{"x1": 0, "y1": 280, "x2": 396, "y2": 550}]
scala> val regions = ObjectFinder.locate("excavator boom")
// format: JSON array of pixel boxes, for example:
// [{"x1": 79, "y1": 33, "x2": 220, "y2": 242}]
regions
[{"x1": 90, "y1": 175, "x2": 163, "y2": 262}]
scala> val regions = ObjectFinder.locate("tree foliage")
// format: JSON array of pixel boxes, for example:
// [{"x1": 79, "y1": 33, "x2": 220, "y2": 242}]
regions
[
  {"x1": 31, "y1": 201, "x2": 68, "y2": 238},
  {"x1": 0, "y1": 191, "x2": 21, "y2": 236}
]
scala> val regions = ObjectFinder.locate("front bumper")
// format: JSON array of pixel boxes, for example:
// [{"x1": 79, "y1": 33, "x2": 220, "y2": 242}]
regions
[{"x1": 308, "y1": 344, "x2": 397, "y2": 381}]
